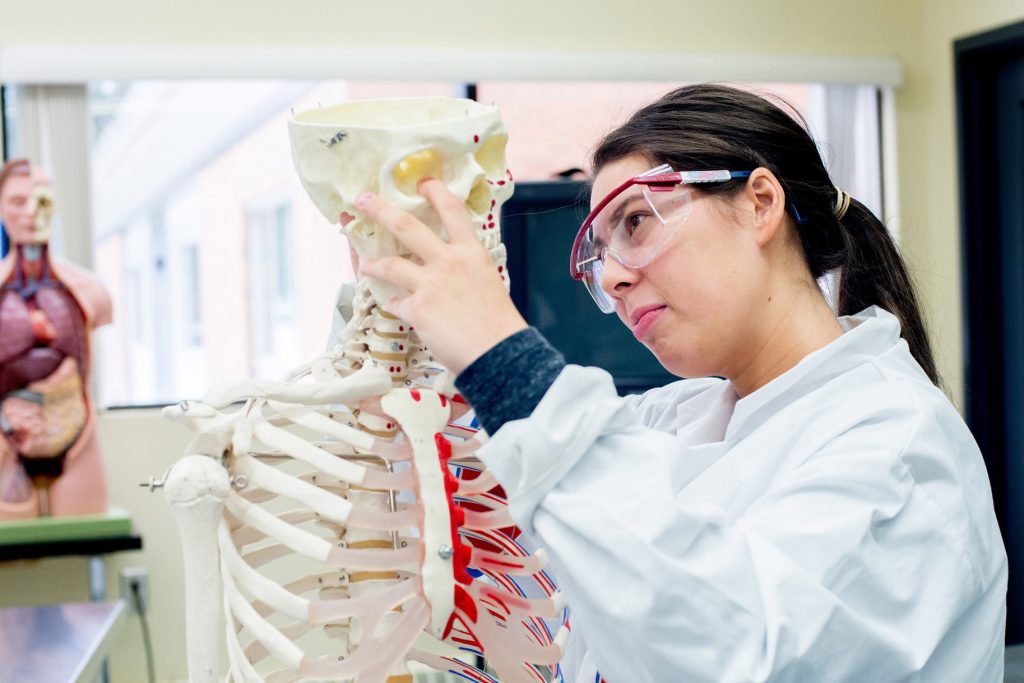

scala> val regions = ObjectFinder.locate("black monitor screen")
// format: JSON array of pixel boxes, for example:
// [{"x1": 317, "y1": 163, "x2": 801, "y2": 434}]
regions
[{"x1": 501, "y1": 180, "x2": 677, "y2": 394}]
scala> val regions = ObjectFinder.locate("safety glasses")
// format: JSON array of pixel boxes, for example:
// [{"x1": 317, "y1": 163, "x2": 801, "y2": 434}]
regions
[{"x1": 570, "y1": 165, "x2": 752, "y2": 313}]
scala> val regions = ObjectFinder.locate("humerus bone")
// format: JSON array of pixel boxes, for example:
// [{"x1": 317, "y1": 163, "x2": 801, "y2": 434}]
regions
[{"x1": 163, "y1": 97, "x2": 567, "y2": 682}]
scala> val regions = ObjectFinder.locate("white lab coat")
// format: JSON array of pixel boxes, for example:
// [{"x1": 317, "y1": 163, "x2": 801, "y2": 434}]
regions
[{"x1": 478, "y1": 307, "x2": 1008, "y2": 683}]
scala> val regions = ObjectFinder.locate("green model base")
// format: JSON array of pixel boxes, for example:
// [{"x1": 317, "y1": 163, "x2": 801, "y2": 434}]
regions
[{"x1": 0, "y1": 507, "x2": 133, "y2": 546}]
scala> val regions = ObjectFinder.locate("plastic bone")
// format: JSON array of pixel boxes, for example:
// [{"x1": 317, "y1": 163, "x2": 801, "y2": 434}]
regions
[
  {"x1": 289, "y1": 96, "x2": 513, "y2": 305},
  {"x1": 162, "y1": 97, "x2": 566, "y2": 682}
]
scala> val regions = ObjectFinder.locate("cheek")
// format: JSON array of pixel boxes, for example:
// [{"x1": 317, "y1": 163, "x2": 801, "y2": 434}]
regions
[{"x1": 653, "y1": 240, "x2": 733, "y2": 315}]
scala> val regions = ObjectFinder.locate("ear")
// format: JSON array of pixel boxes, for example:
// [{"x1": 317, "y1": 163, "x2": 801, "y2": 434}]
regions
[{"x1": 742, "y1": 167, "x2": 787, "y2": 248}]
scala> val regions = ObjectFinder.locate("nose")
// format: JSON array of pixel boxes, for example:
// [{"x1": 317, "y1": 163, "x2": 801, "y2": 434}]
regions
[{"x1": 598, "y1": 253, "x2": 639, "y2": 300}]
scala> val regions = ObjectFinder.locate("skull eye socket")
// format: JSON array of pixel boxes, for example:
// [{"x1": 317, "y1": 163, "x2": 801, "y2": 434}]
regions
[
  {"x1": 393, "y1": 148, "x2": 445, "y2": 195},
  {"x1": 466, "y1": 178, "x2": 491, "y2": 215},
  {"x1": 475, "y1": 134, "x2": 508, "y2": 177}
]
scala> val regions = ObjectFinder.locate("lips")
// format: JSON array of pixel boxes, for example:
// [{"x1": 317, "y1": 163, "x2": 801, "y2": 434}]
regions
[
  {"x1": 629, "y1": 304, "x2": 666, "y2": 340},
  {"x1": 629, "y1": 304, "x2": 665, "y2": 327}
]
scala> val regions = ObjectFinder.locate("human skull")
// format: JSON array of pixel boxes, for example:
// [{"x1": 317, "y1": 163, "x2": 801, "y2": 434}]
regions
[
  {"x1": 288, "y1": 97, "x2": 513, "y2": 303},
  {"x1": 31, "y1": 184, "x2": 55, "y2": 242}
]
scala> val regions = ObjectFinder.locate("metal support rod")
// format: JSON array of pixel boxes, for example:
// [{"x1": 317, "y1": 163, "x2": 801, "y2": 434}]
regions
[
  {"x1": 88, "y1": 555, "x2": 111, "y2": 683},
  {"x1": 88, "y1": 555, "x2": 105, "y2": 601}
]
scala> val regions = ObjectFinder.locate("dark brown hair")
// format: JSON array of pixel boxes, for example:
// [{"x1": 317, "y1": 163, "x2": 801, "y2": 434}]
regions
[{"x1": 592, "y1": 84, "x2": 939, "y2": 385}]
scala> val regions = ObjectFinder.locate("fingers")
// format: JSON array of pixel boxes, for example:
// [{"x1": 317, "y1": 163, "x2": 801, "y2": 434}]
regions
[
  {"x1": 417, "y1": 178, "x2": 478, "y2": 245},
  {"x1": 356, "y1": 192, "x2": 445, "y2": 261},
  {"x1": 358, "y1": 255, "x2": 421, "y2": 293}
]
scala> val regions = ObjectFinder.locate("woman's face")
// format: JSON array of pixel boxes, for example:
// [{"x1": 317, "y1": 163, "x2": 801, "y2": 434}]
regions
[{"x1": 591, "y1": 154, "x2": 770, "y2": 379}]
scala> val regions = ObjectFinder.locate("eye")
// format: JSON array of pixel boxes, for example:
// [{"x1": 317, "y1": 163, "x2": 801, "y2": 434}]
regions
[{"x1": 620, "y1": 210, "x2": 655, "y2": 240}]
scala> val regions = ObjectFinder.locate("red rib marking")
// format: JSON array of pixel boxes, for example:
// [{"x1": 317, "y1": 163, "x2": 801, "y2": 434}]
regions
[
  {"x1": 454, "y1": 584, "x2": 478, "y2": 622},
  {"x1": 409, "y1": 387, "x2": 421, "y2": 401},
  {"x1": 483, "y1": 592, "x2": 510, "y2": 615},
  {"x1": 435, "y1": 432, "x2": 451, "y2": 461},
  {"x1": 482, "y1": 557, "x2": 523, "y2": 569}
]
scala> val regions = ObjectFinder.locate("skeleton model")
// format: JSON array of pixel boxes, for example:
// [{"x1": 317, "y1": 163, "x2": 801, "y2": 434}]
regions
[{"x1": 161, "y1": 98, "x2": 567, "y2": 682}]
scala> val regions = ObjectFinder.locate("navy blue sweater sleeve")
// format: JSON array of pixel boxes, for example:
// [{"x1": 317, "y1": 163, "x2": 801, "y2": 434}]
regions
[{"x1": 454, "y1": 327, "x2": 566, "y2": 435}]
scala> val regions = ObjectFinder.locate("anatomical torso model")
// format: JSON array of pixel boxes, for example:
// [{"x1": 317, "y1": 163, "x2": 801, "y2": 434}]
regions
[
  {"x1": 0, "y1": 160, "x2": 112, "y2": 518},
  {"x1": 163, "y1": 98, "x2": 567, "y2": 682}
]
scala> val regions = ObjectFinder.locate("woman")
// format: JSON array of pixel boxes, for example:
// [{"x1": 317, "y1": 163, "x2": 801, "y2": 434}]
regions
[{"x1": 357, "y1": 84, "x2": 1007, "y2": 682}]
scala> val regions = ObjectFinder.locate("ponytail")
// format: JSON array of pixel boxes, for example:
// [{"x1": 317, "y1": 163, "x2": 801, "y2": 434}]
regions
[{"x1": 835, "y1": 197, "x2": 939, "y2": 384}]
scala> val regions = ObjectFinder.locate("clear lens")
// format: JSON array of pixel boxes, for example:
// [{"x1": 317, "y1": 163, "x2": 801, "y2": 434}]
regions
[
  {"x1": 586, "y1": 185, "x2": 692, "y2": 269},
  {"x1": 581, "y1": 260, "x2": 616, "y2": 313},
  {"x1": 571, "y1": 184, "x2": 692, "y2": 314}
]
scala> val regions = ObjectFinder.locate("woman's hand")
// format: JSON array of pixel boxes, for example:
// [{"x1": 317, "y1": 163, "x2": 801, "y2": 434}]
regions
[{"x1": 355, "y1": 179, "x2": 527, "y2": 375}]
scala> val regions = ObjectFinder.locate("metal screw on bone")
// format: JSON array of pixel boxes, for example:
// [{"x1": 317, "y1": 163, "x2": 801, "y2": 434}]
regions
[
  {"x1": 231, "y1": 475, "x2": 249, "y2": 490},
  {"x1": 139, "y1": 475, "x2": 165, "y2": 492},
  {"x1": 178, "y1": 400, "x2": 190, "y2": 412},
  {"x1": 391, "y1": 342, "x2": 401, "y2": 352},
  {"x1": 437, "y1": 544, "x2": 454, "y2": 560}
]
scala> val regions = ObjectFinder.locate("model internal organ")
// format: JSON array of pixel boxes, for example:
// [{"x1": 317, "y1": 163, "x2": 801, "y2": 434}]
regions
[
  {"x1": 164, "y1": 97, "x2": 566, "y2": 683},
  {"x1": 0, "y1": 243, "x2": 90, "y2": 512}
]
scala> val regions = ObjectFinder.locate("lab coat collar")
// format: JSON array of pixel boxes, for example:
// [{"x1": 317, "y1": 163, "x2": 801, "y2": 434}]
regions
[{"x1": 724, "y1": 306, "x2": 903, "y2": 442}]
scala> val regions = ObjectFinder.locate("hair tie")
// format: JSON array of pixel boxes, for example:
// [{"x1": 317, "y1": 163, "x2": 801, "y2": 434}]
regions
[{"x1": 833, "y1": 187, "x2": 852, "y2": 221}]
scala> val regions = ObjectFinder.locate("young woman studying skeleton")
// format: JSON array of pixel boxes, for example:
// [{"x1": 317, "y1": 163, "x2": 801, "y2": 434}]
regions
[{"x1": 356, "y1": 84, "x2": 1008, "y2": 682}]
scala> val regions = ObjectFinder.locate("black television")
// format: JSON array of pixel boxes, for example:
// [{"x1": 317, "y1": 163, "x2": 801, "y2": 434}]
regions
[{"x1": 500, "y1": 180, "x2": 677, "y2": 395}]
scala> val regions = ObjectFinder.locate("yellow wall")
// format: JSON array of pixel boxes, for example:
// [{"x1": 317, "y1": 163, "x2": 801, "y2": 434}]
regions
[
  {"x1": 911, "y1": 0, "x2": 1024, "y2": 402},
  {"x1": 2, "y1": 1, "x2": 1023, "y2": 680}
]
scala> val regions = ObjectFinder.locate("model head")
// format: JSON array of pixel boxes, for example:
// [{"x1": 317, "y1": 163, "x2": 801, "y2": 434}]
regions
[
  {"x1": 589, "y1": 84, "x2": 938, "y2": 385},
  {"x1": 0, "y1": 159, "x2": 55, "y2": 245}
]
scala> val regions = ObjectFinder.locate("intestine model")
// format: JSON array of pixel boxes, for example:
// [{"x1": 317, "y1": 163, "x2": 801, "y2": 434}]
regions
[
  {"x1": 161, "y1": 98, "x2": 567, "y2": 682},
  {"x1": 0, "y1": 160, "x2": 112, "y2": 518}
]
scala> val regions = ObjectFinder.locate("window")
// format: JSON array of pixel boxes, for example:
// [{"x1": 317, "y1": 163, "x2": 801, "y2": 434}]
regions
[
  {"x1": 477, "y1": 81, "x2": 884, "y2": 217},
  {"x1": 182, "y1": 244, "x2": 202, "y2": 347},
  {"x1": 50, "y1": 80, "x2": 454, "y2": 406},
  {"x1": 247, "y1": 200, "x2": 297, "y2": 379}
]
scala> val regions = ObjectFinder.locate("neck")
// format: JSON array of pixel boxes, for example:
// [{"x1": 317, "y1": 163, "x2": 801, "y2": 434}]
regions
[
  {"x1": 727, "y1": 283, "x2": 843, "y2": 398},
  {"x1": 14, "y1": 242, "x2": 48, "y2": 281}
]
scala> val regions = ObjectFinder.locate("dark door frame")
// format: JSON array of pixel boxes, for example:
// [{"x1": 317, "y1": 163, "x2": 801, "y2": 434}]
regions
[{"x1": 955, "y1": 18, "x2": 1024, "y2": 643}]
